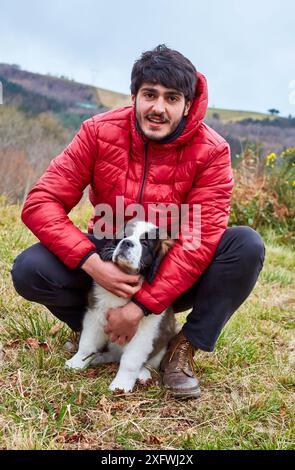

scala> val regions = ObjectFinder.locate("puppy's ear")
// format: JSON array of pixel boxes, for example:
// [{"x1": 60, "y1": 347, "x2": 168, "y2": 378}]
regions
[
  {"x1": 146, "y1": 238, "x2": 174, "y2": 284},
  {"x1": 99, "y1": 239, "x2": 116, "y2": 262}
]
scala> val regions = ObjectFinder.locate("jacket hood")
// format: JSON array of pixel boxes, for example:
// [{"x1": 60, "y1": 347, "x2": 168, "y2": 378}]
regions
[{"x1": 185, "y1": 72, "x2": 208, "y2": 131}]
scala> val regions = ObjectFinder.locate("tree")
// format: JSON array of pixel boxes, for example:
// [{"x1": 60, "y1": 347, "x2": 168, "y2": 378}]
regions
[{"x1": 268, "y1": 108, "x2": 280, "y2": 116}]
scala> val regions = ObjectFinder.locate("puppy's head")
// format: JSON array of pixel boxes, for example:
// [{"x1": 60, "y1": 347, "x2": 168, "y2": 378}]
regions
[{"x1": 100, "y1": 220, "x2": 173, "y2": 282}]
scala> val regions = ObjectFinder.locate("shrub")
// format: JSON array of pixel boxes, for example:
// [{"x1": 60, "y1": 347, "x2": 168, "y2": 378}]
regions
[{"x1": 230, "y1": 147, "x2": 295, "y2": 244}]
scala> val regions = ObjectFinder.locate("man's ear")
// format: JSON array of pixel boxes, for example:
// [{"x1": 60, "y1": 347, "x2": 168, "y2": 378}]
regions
[
  {"x1": 184, "y1": 100, "x2": 192, "y2": 116},
  {"x1": 146, "y1": 238, "x2": 174, "y2": 284}
]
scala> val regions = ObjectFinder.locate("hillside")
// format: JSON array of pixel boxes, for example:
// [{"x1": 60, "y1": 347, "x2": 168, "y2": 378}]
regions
[
  {"x1": 0, "y1": 63, "x2": 274, "y2": 119},
  {"x1": 206, "y1": 108, "x2": 274, "y2": 122},
  {"x1": 0, "y1": 63, "x2": 106, "y2": 115},
  {"x1": 0, "y1": 63, "x2": 295, "y2": 170}
]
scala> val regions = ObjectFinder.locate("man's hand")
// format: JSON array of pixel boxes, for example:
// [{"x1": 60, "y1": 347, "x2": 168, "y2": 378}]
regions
[
  {"x1": 104, "y1": 301, "x2": 144, "y2": 345},
  {"x1": 81, "y1": 253, "x2": 142, "y2": 298}
]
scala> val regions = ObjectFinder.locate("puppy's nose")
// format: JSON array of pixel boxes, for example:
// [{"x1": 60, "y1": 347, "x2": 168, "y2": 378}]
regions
[{"x1": 121, "y1": 239, "x2": 134, "y2": 249}]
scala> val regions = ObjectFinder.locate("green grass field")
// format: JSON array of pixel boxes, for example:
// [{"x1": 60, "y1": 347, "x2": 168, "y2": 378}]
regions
[
  {"x1": 205, "y1": 108, "x2": 274, "y2": 122},
  {"x1": 0, "y1": 199, "x2": 294, "y2": 450}
]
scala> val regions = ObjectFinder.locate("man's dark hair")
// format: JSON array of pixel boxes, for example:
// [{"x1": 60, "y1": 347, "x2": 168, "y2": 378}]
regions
[{"x1": 131, "y1": 44, "x2": 197, "y2": 102}]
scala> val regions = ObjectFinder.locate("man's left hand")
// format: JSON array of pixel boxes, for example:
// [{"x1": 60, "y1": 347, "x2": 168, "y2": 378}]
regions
[{"x1": 104, "y1": 301, "x2": 144, "y2": 346}]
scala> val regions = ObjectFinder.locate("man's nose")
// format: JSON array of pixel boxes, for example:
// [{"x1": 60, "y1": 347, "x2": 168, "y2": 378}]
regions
[{"x1": 152, "y1": 97, "x2": 165, "y2": 115}]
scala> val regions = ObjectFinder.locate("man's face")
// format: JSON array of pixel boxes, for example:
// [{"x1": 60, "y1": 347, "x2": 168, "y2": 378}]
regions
[{"x1": 133, "y1": 82, "x2": 192, "y2": 141}]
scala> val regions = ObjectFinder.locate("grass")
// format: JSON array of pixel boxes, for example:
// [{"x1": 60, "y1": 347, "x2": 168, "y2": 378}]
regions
[
  {"x1": 0, "y1": 198, "x2": 294, "y2": 450},
  {"x1": 205, "y1": 108, "x2": 274, "y2": 122}
]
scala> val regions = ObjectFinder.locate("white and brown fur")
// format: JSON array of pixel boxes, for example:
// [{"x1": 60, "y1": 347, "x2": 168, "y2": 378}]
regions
[{"x1": 65, "y1": 220, "x2": 180, "y2": 393}]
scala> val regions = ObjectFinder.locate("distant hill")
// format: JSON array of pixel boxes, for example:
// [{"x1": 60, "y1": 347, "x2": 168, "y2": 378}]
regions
[
  {"x1": 205, "y1": 108, "x2": 274, "y2": 122},
  {"x1": 95, "y1": 87, "x2": 131, "y2": 109},
  {"x1": 0, "y1": 63, "x2": 294, "y2": 158},
  {"x1": 0, "y1": 63, "x2": 275, "y2": 120},
  {"x1": 0, "y1": 63, "x2": 106, "y2": 114}
]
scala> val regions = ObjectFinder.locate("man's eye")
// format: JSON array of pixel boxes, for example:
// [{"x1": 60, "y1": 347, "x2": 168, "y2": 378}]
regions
[
  {"x1": 169, "y1": 96, "x2": 178, "y2": 102},
  {"x1": 144, "y1": 93, "x2": 154, "y2": 99}
]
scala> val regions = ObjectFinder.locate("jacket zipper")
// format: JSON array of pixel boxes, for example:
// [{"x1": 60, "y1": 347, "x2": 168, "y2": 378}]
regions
[{"x1": 138, "y1": 141, "x2": 149, "y2": 203}]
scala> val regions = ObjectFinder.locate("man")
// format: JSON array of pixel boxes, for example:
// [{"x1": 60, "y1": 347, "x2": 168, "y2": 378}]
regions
[{"x1": 11, "y1": 45, "x2": 265, "y2": 399}]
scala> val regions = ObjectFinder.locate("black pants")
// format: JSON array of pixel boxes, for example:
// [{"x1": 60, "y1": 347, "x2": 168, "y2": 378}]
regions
[{"x1": 11, "y1": 226, "x2": 265, "y2": 352}]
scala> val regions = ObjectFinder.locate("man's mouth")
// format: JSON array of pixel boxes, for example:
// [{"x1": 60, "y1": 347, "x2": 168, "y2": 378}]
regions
[{"x1": 146, "y1": 116, "x2": 167, "y2": 125}]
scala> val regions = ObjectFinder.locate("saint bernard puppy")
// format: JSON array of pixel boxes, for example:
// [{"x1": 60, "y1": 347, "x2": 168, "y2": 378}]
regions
[{"x1": 65, "y1": 220, "x2": 180, "y2": 393}]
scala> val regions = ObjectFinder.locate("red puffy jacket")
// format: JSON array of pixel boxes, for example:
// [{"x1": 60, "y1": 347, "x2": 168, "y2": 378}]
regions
[{"x1": 22, "y1": 72, "x2": 233, "y2": 314}]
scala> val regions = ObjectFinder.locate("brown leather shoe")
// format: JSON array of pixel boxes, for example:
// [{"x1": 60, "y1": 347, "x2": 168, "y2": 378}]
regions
[{"x1": 160, "y1": 331, "x2": 200, "y2": 399}]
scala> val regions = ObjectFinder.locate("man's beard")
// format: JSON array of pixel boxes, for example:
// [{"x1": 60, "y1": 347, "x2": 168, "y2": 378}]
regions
[{"x1": 134, "y1": 100, "x2": 186, "y2": 142}]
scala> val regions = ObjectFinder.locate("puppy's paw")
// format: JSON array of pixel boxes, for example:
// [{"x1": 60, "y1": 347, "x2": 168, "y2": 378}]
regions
[
  {"x1": 65, "y1": 354, "x2": 87, "y2": 370},
  {"x1": 138, "y1": 378, "x2": 153, "y2": 387},
  {"x1": 109, "y1": 377, "x2": 135, "y2": 393},
  {"x1": 137, "y1": 367, "x2": 152, "y2": 384}
]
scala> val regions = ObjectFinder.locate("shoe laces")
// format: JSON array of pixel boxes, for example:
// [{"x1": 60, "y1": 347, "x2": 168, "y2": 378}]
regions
[{"x1": 169, "y1": 338, "x2": 196, "y2": 374}]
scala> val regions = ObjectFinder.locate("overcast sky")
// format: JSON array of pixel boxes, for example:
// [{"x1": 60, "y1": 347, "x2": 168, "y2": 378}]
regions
[{"x1": 1, "y1": 0, "x2": 295, "y2": 116}]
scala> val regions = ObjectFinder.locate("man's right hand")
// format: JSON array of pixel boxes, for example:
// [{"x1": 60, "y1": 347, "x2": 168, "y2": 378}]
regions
[{"x1": 81, "y1": 253, "x2": 141, "y2": 298}]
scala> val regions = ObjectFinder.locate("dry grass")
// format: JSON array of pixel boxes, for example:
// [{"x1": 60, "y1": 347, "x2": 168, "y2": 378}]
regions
[
  {"x1": 205, "y1": 108, "x2": 273, "y2": 122},
  {"x1": 0, "y1": 199, "x2": 294, "y2": 450},
  {"x1": 95, "y1": 87, "x2": 131, "y2": 110}
]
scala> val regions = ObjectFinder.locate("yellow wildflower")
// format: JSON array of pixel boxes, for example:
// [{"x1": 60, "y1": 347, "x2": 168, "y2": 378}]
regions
[
  {"x1": 265, "y1": 152, "x2": 277, "y2": 166},
  {"x1": 281, "y1": 147, "x2": 295, "y2": 158}
]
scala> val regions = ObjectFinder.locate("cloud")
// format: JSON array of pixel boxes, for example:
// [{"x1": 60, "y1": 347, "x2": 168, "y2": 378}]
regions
[{"x1": 0, "y1": 0, "x2": 294, "y2": 115}]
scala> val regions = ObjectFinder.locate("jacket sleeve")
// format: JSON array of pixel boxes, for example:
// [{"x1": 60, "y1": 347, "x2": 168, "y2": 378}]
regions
[
  {"x1": 134, "y1": 141, "x2": 234, "y2": 313},
  {"x1": 21, "y1": 118, "x2": 98, "y2": 269}
]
